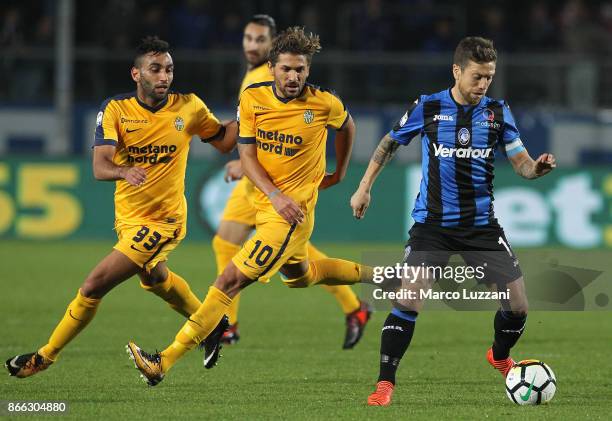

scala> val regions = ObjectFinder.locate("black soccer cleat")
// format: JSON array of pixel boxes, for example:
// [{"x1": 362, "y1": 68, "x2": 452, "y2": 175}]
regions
[
  {"x1": 5, "y1": 352, "x2": 53, "y2": 378},
  {"x1": 199, "y1": 315, "x2": 230, "y2": 369},
  {"x1": 343, "y1": 301, "x2": 373, "y2": 349}
]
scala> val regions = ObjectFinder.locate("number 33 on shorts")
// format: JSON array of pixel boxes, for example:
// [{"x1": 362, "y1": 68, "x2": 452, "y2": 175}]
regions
[{"x1": 114, "y1": 221, "x2": 186, "y2": 271}]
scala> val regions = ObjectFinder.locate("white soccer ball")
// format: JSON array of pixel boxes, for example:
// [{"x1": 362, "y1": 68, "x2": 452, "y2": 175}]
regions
[{"x1": 505, "y1": 360, "x2": 556, "y2": 405}]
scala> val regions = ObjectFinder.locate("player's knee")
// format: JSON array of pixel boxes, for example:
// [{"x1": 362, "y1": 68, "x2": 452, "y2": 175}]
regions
[
  {"x1": 502, "y1": 305, "x2": 528, "y2": 318},
  {"x1": 511, "y1": 305, "x2": 528, "y2": 318},
  {"x1": 80, "y1": 275, "x2": 107, "y2": 298},
  {"x1": 139, "y1": 270, "x2": 166, "y2": 287},
  {"x1": 283, "y1": 272, "x2": 313, "y2": 288},
  {"x1": 214, "y1": 265, "x2": 248, "y2": 296}
]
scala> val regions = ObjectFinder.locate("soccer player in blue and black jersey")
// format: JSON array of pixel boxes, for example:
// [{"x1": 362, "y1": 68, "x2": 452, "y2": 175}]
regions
[{"x1": 350, "y1": 37, "x2": 556, "y2": 406}]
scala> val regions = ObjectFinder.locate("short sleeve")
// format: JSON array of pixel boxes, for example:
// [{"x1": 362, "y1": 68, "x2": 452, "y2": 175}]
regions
[
  {"x1": 388, "y1": 98, "x2": 424, "y2": 145},
  {"x1": 238, "y1": 90, "x2": 256, "y2": 144},
  {"x1": 326, "y1": 93, "x2": 349, "y2": 130},
  {"x1": 501, "y1": 101, "x2": 525, "y2": 157},
  {"x1": 501, "y1": 102, "x2": 521, "y2": 144},
  {"x1": 93, "y1": 100, "x2": 119, "y2": 147},
  {"x1": 193, "y1": 94, "x2": 223, "y2": 142}
]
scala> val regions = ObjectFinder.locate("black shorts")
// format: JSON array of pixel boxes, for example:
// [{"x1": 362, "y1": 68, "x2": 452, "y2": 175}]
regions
[{"x1": 403, "y1": 222, "x2": 522, "y2": 285}]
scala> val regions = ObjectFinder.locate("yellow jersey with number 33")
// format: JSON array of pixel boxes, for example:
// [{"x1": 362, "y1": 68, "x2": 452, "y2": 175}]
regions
[
  {"x1": 94, "y1": 92, "x2": 222, "y2": 225},
  {"x1": 238, "y1": 82, "x2": 349, "y2": 211}
]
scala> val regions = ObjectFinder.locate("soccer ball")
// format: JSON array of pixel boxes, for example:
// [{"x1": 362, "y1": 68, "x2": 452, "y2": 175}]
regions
[{"x1": 505, "y1": 360, "x2": 556, "y2": 405}]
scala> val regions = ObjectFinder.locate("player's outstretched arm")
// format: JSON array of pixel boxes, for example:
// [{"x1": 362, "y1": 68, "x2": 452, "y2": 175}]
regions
[
  {"x1": 508, "y1": 149, "x2": 556, "y2": 179},
  {"x1": 320, "y1": 115, "x2": 355, "y2": 190},
  {"x1": 238, "y1": 143, "x2": 304, "y2": 224},
  {"x1": 350, "y1": 134, "x2": 400, "y2": 219},
  {"x1": 93, "y1": 144, "x2": 146, "y2": 186},
  {"x1": 208, "y1": 120, "x2": 239, "y2": 153}
]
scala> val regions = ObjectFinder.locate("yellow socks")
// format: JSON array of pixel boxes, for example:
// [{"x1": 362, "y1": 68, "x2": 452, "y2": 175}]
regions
[
  {"x1": 307, "y1": 243, "x2": 361, "y2": 314},
  {"x1": 213, "y1": 235, "x2": 241, "y2": 325},
  {"x1": 38, "y1": 290, "x2": 101, "y2": 361},
  {"x1": 140, "y1": 270, "x2": 201, "y2": 318},
  {"x1": 320, "y1": 284, "x2": 360, "y2": 314},
  {"x1": 161, "y1": 286, "x2": 232, "y2": 371},
  {"x1": 283, "y1": 258, "x2": 369, "y2": 288}
]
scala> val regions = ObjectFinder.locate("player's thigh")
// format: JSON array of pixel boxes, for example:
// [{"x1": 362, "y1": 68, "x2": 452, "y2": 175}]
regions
[
  {"x1": 232, "y1": 210, "x2": 313, "y2": 283},
  {"x1": 220, "y1": 178, "x2": 257, "y2": 230},
  {"x1": 81, "y1": 249, "x2": 142, "y2": 298},
  {"x1": 114, "y1": 221, "x2": 186, "y2": 274},
  {"x1": 403, "y1": 223, "x2": 453, "y2": 279},
  {"x1": 217, "y1": 220, "x2": 252, "y2": 245},
  {"x1": 394, "y1": 223, "x2": 453, "y2": 312},
  {"x1": 461, "y1": 225, "x2": 522, "y2": 289}
]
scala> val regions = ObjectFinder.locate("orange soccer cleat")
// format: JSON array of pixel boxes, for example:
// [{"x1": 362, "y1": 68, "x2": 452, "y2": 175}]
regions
[
  {"x1": 367, "y1": 381, "x2": 395, "y2": 406},
  {"x1": 486, "y1": 347, "x2": 516, "y2": 378}
]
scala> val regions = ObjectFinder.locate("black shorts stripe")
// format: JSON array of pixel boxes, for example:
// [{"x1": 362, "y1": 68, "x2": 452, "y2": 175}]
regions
[
  {"x1": 454, "y1": 106, "x2": 476, "y2": 226},
  {"x1": 258, "y1": 223, "x2": 297, "y2": 279},
  {"x1": 143, "y1": 229, "x2": 179, "y2": 267},
  {"x1": 423, "y1": 100, "x2": 442, "y2": 224},
  {"x1": 485, "y1": 102, "x2": 503, "y2": 224}
]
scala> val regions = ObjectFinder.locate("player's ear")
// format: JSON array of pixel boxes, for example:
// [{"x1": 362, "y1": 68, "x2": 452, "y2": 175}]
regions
[
  {"x1": 452, "y1": 64, "x2": 461, "y2": 81},
  {"x1": 131, "y1": 66, "x2": 140, "y2": 83},
  {"x1": 268, "y1": 61, "x2": 274, "y2": 75}
]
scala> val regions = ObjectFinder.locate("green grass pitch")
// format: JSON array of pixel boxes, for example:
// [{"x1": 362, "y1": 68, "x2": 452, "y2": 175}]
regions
[{"x1": 1, "y1": 240, "x2": 610, "y2": 419}]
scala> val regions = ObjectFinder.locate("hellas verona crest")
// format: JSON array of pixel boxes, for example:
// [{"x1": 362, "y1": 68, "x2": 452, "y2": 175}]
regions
[
  {"x1": 174, "y1": 116, "x2": 185, "y2": 131},
  {"x1": 303, "y1": 110, "x2": 314, "y2": 124}
]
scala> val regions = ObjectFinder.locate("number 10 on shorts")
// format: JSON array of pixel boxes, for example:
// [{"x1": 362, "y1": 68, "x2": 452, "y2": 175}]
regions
[{"x1": 248, "y1": 240, "x2": 274, "y2": 267}]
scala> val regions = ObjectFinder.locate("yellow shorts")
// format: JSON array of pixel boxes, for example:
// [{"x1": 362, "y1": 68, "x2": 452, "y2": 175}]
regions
[
  {"x1": 232, "y1": 207, "x2": 314, "y2": 282},
  {"x1": 221, "y1": 177, "x2": 256, "y2": 226},
  {"x1": 114, "y1": 220, "x2": 186, "y2": 272}
]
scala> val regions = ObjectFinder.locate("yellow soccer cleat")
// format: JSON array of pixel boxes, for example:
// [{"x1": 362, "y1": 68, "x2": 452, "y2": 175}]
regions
[
  {"x1": 126, "y1": 342, "x2": 164, "y2": 386},
  {"x1": 5, "y1": 352, "x2": 53, "y2": 378}
]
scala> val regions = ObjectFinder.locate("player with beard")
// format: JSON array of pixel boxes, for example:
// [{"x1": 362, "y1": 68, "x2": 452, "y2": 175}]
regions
[
  {"x1": 351, "y1": 36, "x2": 556, "y2": 406},
  {"x1": 216, "y1": 15, "x2": 371, "y2": 348},
  {"x1": 127, "y1": 27, "x2": 373, "y2": 386},
  {"x1": 5, "y1": 36, "x2": 237, "y2": 378}
]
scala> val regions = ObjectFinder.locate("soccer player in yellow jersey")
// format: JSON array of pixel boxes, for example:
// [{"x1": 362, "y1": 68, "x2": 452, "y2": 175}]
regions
[
  {"x1": 128, "y1": 27, "x2": 374, "y2": 386},
  {"x1": 5, "y1": 36, "x2": 237, "y2": 378},
  {"x1": 216, "y1": 14, "x2": 371, "y2": 348}
]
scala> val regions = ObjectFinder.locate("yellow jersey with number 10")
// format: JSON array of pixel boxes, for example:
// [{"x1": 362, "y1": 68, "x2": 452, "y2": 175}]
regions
[
  {"x1": 94, "y1": 92, "x2": 222, "y2": 225},
  {"x1": 238, "y1": 82, "x2": 349, "y2": 211}
]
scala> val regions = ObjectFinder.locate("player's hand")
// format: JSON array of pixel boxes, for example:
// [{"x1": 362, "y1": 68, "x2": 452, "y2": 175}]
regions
[
  {"x1": 350, "y1": 188, "x2": 371, "y2": 219},
  {"x1": 224, "y1": 159, "x2": 244, "y2": 182},
  {"x1": 270, "y1": 193, "x2": 305, "y2": 225},
  {"x1": 120, "y1": 166, "x2": 146, "y2": 186},
  {"x1": 318, "y1": 172, "x2": 341, "y2": 190},
  {"x1": 534, "y1": 153, "x2": 556, "y2": 176}
]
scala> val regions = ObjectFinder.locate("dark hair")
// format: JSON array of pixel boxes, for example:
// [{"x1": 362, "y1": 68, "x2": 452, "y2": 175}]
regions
[
  {"x1": 248, "y1": 14, "x2": 277, "y2": 37},
  {"x1": 268, "y1": 26, "x2": 321, "y2": 65},
  {"x1": 453, "y1": 36, "x2": 497, "y2": 68},
  {"x1": 134, "y1": 36, "x2": 170, "y2": 67}
]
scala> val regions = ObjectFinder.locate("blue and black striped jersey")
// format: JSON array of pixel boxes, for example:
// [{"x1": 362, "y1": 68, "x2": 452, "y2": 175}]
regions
[{"x1": 390, "y1": 88, "x2": 525, "y2": 227}]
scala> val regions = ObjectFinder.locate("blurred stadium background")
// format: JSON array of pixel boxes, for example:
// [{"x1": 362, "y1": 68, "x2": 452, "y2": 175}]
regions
[
  {"x1": 1, "y1": 1, "x2": 611, "y2": 417},
  {"x1": 1, "y1": 0, "x2": 612, "y2": 249}
]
